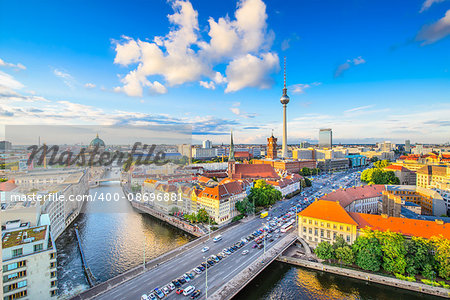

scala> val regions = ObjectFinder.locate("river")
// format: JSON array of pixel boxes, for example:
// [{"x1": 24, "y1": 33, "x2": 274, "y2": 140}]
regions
[
  {"x1": 55, "y1": 181, "x2": 194, "y2": 298},
  {"x1": 56, "y1": 181, "x2": 440, "y2": 300}
]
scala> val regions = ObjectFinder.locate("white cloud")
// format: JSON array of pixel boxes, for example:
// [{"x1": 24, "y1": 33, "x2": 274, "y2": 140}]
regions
[
  {"x1": 113, "y1": 0, "x2": 278, "y2": 96},
  {"x1": 334, "y1": 56, "x2": 366, "y2": 78},
  {"x1": 344, "y1": 104, "x2": 375, "y2": 113},
  {"x1": 53, "y1": 68, "x2": 76, "y2": 88},
  {"x1": 230, "y1": 107, "x2": 241, "y2": 115},
  {"x1": 416, "y1": 9, "x2": 450, "y2": 45},
  {"x1": 0, "y1": 70, "x2": 24, "y2": 90},
  {"x1": 84, "y1": 83, "x2": 96, "y2": 89},
  {"x1": 0, "y1": 58, "x2": 26, "y2": 70},
  {"x1": 290, "y1": 82, "x2": 321, "y2": 94},
  {"x1": 225, "y1": 53, "x2": 279, "y2": 93},
  {"x1": 199, "y1": 81, "x2": 216, "y2": 89},
  {"x1": 420, "y1": 0, "x2": 446, "y2": 13}
]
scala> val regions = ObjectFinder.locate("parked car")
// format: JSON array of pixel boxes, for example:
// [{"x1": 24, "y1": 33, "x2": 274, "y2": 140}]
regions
[
  {"x1": 141, "y1": 294, "x2": 149, "y2": 300},
  {"x1": 168, "y1": 283, "x2": 175, "y2": 291},
  {"x1": 154, "y1": 288, "x2": 165, "y2": 299},
  {"x1": 191, "y1": 290, "x2": 201, "y2": 299},
  {"x1": 183, "y1": 286, "x2": 195, "y2": 296},
  {"x1": 162, "y1": 286, "x2": 169, "y2": 295},
  {"x1": 148, "y1": 293, "x2": 157, "y2": 300},
  {"x1": 176, "y1": 288, "x2": 183, "y2": 295},
  {"x1": 201, "y1": 246, "x2": 209, "y2": 253},
  {"x1": 242, "y1": 250, "x2": 249, "y2": 255},
  {"x1": 194, "y1": 268, "x2": 202, "y2": 274},
  {"x1": 172, "y1": 280, "x2": 181, "y2": 287}
]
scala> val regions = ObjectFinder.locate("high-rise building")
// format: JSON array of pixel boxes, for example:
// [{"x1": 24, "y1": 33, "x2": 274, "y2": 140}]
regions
[
  {"x1": 202, "y1": 140, "x2": 212, "y2": 149},
  {"x1": 0, "y1": 141, "x2": 12, "y2": 151},
  {"x1": 280, "y1": 57, "x2": 290, "y2": 158},
  {"x1": 318, "y1": 129, "x2": 332, "y2": 148},
  {"x1": 405, "y1": 140, "x2": 411, "y2": 153},
  {"x1": 300, "y1": 141, "x2": 310, "y2": 148}
]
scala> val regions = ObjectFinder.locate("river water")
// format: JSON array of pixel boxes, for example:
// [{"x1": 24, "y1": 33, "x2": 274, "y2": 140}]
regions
[
  {"x1": 55, "y1": 181, "x2": 194, "y2": 298},
  {"x1": 56, "y1": 181, "x2": 440, "y2": 300}
]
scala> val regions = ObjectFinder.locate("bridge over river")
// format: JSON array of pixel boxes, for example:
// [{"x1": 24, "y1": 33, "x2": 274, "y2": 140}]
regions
[{"x1": 70, "y1": 215, "x2": 298, "y2": 300}]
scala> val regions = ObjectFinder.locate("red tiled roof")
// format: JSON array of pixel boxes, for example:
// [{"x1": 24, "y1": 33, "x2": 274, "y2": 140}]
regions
[
  {"x1": 0, "y1": 180, "x2": 17, "y2": 192},
  {"x1": 235, "y1": 151, "x2": 252, "y2": 158},
  {"x1": 384, "y1": 165, "x2": 408, "y2": 171},
  {"x1": 232, "y1": 163, "x2": 279, "y2": 179},
  {"x1": 298, "y1": 200, "x2": 358, "y2": 226},
  {"x1": 200, "y1": 181, "x2": 244, "y2": 200},
  {"x1": 320, "y1": 185, "x2": 385, "y2": 208},
  {"x1": 349, "y1": 213, "x2": 450, "y2": 239},
  {"x1": 198, "y1": 176, "x2": 212, "y2": 183}
]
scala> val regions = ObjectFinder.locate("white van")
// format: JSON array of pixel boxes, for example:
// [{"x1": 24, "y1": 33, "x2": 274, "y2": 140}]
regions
[
  {"x1": 183, "y1": 285, "x2": 195, "y2": 296},
  {"x1": 213, "y1": 235, "x2": 222, "y2": 242},
  {"x1": 141, "y1": 295, "x2": 149, "y2": 300}
]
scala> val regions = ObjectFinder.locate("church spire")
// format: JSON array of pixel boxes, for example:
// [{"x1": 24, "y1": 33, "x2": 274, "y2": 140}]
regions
[{"x1": 229, "y1": 129, "x2": 235, "y2": 161}]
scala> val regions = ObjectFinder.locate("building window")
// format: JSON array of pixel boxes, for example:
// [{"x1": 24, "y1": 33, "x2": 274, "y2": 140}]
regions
[
  {"x1": 303, "y1": 227, "x2": 306, "y2": 233},
  {"x1": 333, "y1": 224, "x2": 337, "y2": 229},
  {"x1": 314, "y1": 228, "x2": 318, "y2": 236},
  {"x1": 51, "y1": 280, "x2": 57, "y2": 287},
  {"x1": 50, "y1": 262, "x2": 57, "y2": 269},
  {"x1": 4, "y1": 290, "x2": 27, "y2": 300},
  {"x1": 320, "y1": 229, "x2": 324, "y2": 237},
  {"x1": 314, "y1": 221, "x2": 318, "y2": 226},
  {"x1": 51, "y1": 271, "x2": 57, "y2": 278},
  {"x1": 346, "y1": 226, "x2": 350, "y2": 232},
  {"x1": 34, "y1": 243, "x2": 43, "y2": 252},
  {"x1": 347, "y1": 235, "x2": 351, "y2": 242},
  {"x1": 3, "y1": 271, "x2": 26, "y2": 283},
  {"x1": 340, "y1": 225, "x2": 343, "y2": 231},
  {"x1": 309, "y1": 228, "x2": 312, "y2": 234},
  {"x1": 333, "y1": 232, "x2": 337, "y2": 239},
  {"x1": 50, "y1": 252, "x2": 56, "y2": 260},
  {"x1": 12, "y1": 248, "x2": 23, "y2": 258},
  {"x1": 327, "y1": 223, "x2": 330, "y2": 228},
  {"x1": 309, "y1": 219, "x2": 312, "y2": 224},
  {"x1": 327, "y1": 231, "x2": 330, "y2": 238},
  {"x1": 51, "y1": 290, "x2": 58, "y2": 297}
]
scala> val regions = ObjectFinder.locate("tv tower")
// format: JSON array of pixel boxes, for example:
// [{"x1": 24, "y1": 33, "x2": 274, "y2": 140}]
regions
[{"x1": 280, "y1": 57, "x2": 290, "y2": 158}]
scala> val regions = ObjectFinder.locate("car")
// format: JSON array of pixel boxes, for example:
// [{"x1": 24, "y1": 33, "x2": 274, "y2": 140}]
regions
[
  {"x1": 168, "y1": 283, "x2": 175, "y2": 290},
  {"x1": 201, "y1": 246, "x2": 209, "y2": 253},
  {"x1": 183, "y1": 274, "x2": 191, "y2": 282},
  {"x1": 183, "y1": 286, "x2": 195, "y2": 296},
  {"x1": 198, "y1": 265, "x2": 205, "y2": 271},
  {"x1": 148, "y1": 293, "x2": 157, "y2": 300},
  {"x1": 162, "y1": 287, "x2": 169, "y2": 295},
  {"x1": 194, "y1": 268, "x2": 202, "y2": 274},
  {"x1": 217, "y1": 253, "x2": 224, "y2": 260},
  {"x1": 252, "y1": 244, "x2": 258, "y2": 248},
  {"x1": 172, "y1": 280, "x2": 181, "y2": 287},
  {"x1": 191, "y1": 290, "x2": 201, "y2": 299},
  {"x1": 213, "y1": 235, "x2": 222, "y2": 242},
  {"x1": 179, "y1": 277, "x2": 186, "y2": 284},
  {"x1": 154, "y1": 288, "x2": 165, "y2": 299},
  {"x1": 176, "y1": 289, "x2": 183, "y2": 295},
  {"x1": 141, "y1": 294, "x2": 149, "y2": 300},
  {"x1": 187, "y1": 272, "x2": 195, "y2": 279},
  {"x1": 257, "y1": 244, "x2": 263, "y2": 249},
  {"x1": 242, "y1": 250, "x2": 249, "y2": 255},
  {"x1": 269, "y1": 238, "x2": 274, "y2": 243}
]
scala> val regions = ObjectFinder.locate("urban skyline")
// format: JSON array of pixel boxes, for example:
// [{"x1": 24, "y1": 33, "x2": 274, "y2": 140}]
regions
[{"x1": 1, "y1": 0, "x2": 450, "y2": 145}]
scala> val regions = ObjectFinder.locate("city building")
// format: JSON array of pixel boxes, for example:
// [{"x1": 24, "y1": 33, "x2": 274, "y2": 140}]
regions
[
  {"x1": 202, "y1": 140, "x2": 212, "y2": 149},
  {"x1": 300, "y1": 141, "x2": 310, "y2": 148},
  {"x1": 320, "y1": 185, "x2": 384, "y2": 214},
  {"x1": 191, "y1": 147, "x2": 216, "y2": 160},
  {"x1": 0, "y1": 141, "x2": 12, "y2": 151},
  {"x1": 266, "y1": 134, "x2": 278, "y2": 160},
  {"x1": 298, "y1": 200, "x2": 450, "y2": 248},
  {"x1": 346, "y1": 154, "x2": 368, "y2": 168},
  {"x1": 1, "y1": 216, "x2": 57, "y2": 299},
  {"x1": 316, "y1": 158, "x2": 349, "y2": 172},
  {"x1": 384, "y1": 165, "x2": 416, "y2": 185},
  {"x1": 405, "y1": 140, "x2": 411, "y2": 153},
  {"x1": 318, "y1": 129, "x2": 332, "y2": 149},
  {"x1": 416, "y1": 165, "x2": 450, "y2": 213}
]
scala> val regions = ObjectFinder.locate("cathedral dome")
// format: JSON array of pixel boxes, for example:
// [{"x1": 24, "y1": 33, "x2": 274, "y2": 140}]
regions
[{"x1": 89, "y1": 134, "x2": 105, "y2": 148}]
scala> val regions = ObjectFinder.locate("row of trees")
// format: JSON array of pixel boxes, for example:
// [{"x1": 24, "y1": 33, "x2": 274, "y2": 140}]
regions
[
  {"x1": 360, "y1": 159, "x2": 400, "y2": 185},
  {"x1": 235, "y1": 198, "x2": 255, "y2": 216},
  {"x1": 247, "y1": 179, "x2": 282, "y2": 208},
  {"x1": 184, "y1": 208, "x2": 217, "y2": 225},
  {"x1": 315, "y1": 229, "x2": 450, "y2": 281},
  {"x1": 299, "y1": 167, "x2": 321, "y2": 176}
]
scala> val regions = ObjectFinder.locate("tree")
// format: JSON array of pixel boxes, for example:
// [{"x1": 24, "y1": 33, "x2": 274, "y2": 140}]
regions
[
  {"x1": 300, "y1": 167, "x2": 311, "y2": 176},
  {"x1": 247, "y1": 180, "x2": 282, "y2": 208},
  {"x1": 304, "y1": 178, "x2": 312, "y2": 187},
  {"x1": 314, "y1": 241, "x2": 334, "y2": 262},
  {"x1": 197, "y1": 208, "x2": 210, "y2": 223},
  {"x1": 405, "y1": 237, "x2": 434, "y2": 276},
  {"x1": 431, "y1": 236, "x2": 450, "y2": 280},
  {"x1": 422, "y1": 264, "x2": 437, "y2": 281},
  {"x1": 352, "y1": 231, "x2": 383, "y2": 272},
  {"x1": 335, "y1": 246, "x2": 355, "y2": 266},
  {"x1": 235, "y1": 198, "x2": 255, "y2": 216},
  {"x1": 378, "y1": 231, "x2": 407, "y2": 275},
  {"x1": 332, "y1": 235, "x2": 348, "y2": 250}
]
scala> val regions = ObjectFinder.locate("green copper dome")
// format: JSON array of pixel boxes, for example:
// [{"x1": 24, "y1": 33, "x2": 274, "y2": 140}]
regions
[{"x1": 89, "y1": 133, "x2": 105, "y2": 148}]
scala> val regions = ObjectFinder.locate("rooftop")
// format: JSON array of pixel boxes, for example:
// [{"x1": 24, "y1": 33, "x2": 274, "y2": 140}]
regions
[
  {"x1": 2, "y1": 225, "x2": 48, "y2": 249},
  {"x1": 298, "y1": 200, "x2": 358, "y2": 226},
  {"x1": 320, "y1": 185, "x2": 385, "y2": 208}
]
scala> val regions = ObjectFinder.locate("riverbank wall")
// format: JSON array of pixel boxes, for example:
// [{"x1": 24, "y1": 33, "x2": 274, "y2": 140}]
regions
[{"x1": 277, "y1": 255, "x2": 450, "y2": 299}]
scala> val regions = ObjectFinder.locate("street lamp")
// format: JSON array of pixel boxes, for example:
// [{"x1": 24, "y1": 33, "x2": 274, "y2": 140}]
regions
[{"x1": 203, "y1": 256, "x2": 208, "y2": 299}]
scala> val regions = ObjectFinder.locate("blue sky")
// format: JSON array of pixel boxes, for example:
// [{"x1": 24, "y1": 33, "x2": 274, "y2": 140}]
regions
[{"x1": 1, "y1": 0, "x2": 449, "y2": 145}]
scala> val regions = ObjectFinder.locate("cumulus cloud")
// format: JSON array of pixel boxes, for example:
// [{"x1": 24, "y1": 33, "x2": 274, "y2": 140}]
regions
[
  {"x1": 113, "y1": 0, "x2": 278, "y2": 96},
  {"x1": 420, "y1": 0, "x2": 446, "y2": 13},
  {"x1": 84, "y1": 83, "x2": 96, "y2": 89},
  {"x1": 230, "y1": 107, "x2": 241, "y2": 115},
  {"x1": 416, "y1": 9, "x2": 450, "y2": 45},
  {"x1": 290, "y1": 82, "x2": 321, "y2": 94},
  {"x1": 0, "y1": 58, "x2": 26, "y2": 70},
  {"x1": 334, "y1": 56, "x2": 366, "y2": 78}
]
